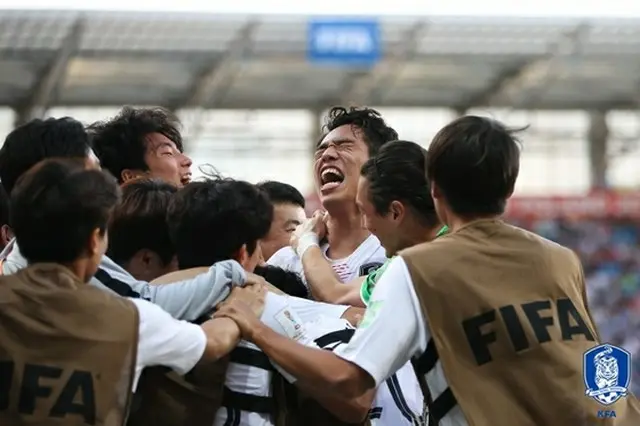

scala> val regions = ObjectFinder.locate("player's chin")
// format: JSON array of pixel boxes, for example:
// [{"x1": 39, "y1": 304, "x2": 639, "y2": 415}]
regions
[{"x1": 319, "y1": 191, "x2": 349, "y2": 207}]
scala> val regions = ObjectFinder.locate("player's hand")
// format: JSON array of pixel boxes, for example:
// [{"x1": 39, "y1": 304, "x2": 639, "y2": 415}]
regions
[
  {"x1": 244, "y1": 271, "x2": 269, "y2": 289},
  {"x1": 291, "y1": 210, "x2": 328, "y2": 257},
  {"x1": 224, "y1": 279, "x2": 266, "y2": 318},
  {"x1": 214, "y1": 299, "x2": 263, "y2": 341}
]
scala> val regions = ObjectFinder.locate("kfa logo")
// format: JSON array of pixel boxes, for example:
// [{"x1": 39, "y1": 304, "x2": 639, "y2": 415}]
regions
[
  {"x1": 359, "y1": 262, "x2": 383, "y2": 276},
  {"x1": 584, "y1": 343, "x2": 631, "y2": 406}
]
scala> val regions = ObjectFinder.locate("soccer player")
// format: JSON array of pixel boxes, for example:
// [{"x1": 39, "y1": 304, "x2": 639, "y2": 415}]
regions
[
  {"x1": 256, "y1": 180, "x2": 307, "y2": 261},
  {"x1": 268, "y1": 109, "x2": 423, "y2": 424},
  {"x1": 216, "y1": 116, "x2": 640, "y2": 426},
  {"x1": 107, "y1": 178, "x2": 178, "y2": 282},
  {"x1": 267, "y1": 106, "x2": 393, "y2": 283},
  {"x1": 293, "y1": 140, "x2": 446, "y2": 308},
  {"x1": 88, "y1": 106, "x2": 193, "y2": 187}
]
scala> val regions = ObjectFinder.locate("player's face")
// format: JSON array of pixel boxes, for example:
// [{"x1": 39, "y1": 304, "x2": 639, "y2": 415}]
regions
[
  {"x1": 137, "y1": 133, "x2": 193, "y2": 188},
  {"x1": 356, "y1": 177, "x2": 401, "y2": 257},
  {"x1": 261, "y1": 202, "x2": 306, "y2": 261},
  {"x1": 313, "y1": 125, "x2": 370, "y2": 208}
]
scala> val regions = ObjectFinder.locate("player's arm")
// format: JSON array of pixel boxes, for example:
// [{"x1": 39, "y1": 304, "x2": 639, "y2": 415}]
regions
[
  {"x1": 298, "y1": 381, "x2": 375, "y2": 423},
  {"x1": 96, "y1": 257, "x2": 250, "y2": 322},
  {"x1": 300, "y1": 245, "x2": 366, "y2": 306},
  {"x1": 216, "y1": 257, "x2": 427, "y2": 399}
]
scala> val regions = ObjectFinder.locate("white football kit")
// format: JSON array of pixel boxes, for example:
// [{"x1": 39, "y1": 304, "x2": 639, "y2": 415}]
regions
[
  {"x1": 214, "y1": 292, "x2": 350, "y2": 426},
  {"x1": 268, "y1": 235, "x2": 425, "y2": 426},
  {"x1": 334, "y1": 257, "x2": 467, "y2": 426}
]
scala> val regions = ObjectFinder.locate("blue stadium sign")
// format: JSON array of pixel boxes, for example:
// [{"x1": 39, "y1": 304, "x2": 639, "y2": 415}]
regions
[{"x1": 307, "y1": 19, "x2": 381, "y2": 67}]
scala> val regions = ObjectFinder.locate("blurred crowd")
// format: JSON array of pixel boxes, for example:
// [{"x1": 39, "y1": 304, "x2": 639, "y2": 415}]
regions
[{"x1": 511, "y1": 218, "x2": 640, "y2": 396}]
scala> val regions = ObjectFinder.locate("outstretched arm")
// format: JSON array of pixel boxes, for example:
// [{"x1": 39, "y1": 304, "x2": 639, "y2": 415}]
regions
[{"x1": 95, "y1": 256, "x2": 248, "y2": 322}]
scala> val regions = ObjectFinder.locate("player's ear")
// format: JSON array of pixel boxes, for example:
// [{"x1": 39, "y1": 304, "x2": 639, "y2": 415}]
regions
[
  {"x1": 235, "y1": 244, "x2": 250, "y2": 269},
  {"x1": 389, "y1": 200, "x2": 404, "y2": 222}
]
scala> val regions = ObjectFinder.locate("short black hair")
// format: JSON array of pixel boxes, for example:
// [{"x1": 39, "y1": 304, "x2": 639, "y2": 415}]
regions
[
  {"x1": 167, "y1": 178, "x2": 273, "y2": 270},
  {"x1": 319, "y1": 106, "x2": 398, "y2": 157},
  {"x1": 11, "y1": 158, "x2": 120, "y2": 264},
  {"x1": 253, "y1": 264, "x2": 309, "y2": 299},
  {"x1": 88, "y1": 106, "x2": 183, "y2": 183},
  {"x1": 256, "y1": 181, "x2": 305, "y2": 208},
  {"x1": 427, "y1": 116, "x2": 522, "y2": 216},
  {"x1": 360, "y1": 140, "x2": 438, "y2": 227},
  {"x1": 0, "y1": 117, "x2": 92, "y2": 195},
  {"x1": 108, "y1": 178, "x2": 177, "y2": 267},
  {"x1": 0, "y1": 186, "x2": 9, "y2": 227}
]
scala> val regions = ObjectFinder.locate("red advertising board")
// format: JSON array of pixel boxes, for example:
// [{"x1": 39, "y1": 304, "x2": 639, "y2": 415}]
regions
[{"x1": 306, "y1": 191, "x2": 640, "y2": 219}]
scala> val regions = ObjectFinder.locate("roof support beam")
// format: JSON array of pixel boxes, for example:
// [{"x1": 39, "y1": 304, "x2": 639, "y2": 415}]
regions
[
  {"x1": 338, "y1": 21, "x2": 427, "y2": 106},
  {"x1": 457, "y1": 22, "x2": 590, "y2": 112},
  {"x1": 15, "y1": 18, "x2": 84, "y2": 126},
  {"x1": 179, "y1": 21, "x2": 258, "y2": 110},
  {"x1": 178, "y1": 20, "x2": 258, "y2": 143}
]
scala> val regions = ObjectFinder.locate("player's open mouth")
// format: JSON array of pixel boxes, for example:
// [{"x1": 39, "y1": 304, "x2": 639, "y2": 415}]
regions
[
  {"x1": 319, "y1": 166, "x2": 344, "y2": 192},
  {"x1": 180, "y1": 174, "x2": 191, "y2": 186}
]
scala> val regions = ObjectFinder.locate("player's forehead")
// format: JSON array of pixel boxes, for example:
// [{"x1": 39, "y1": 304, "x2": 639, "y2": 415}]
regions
[{"x1": 317, "y1": 125, "x2": 366, "y2": 150}]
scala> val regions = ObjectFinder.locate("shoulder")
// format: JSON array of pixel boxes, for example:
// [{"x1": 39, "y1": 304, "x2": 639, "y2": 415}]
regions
[
  {"x1": 129, "y1": 298, "x2": 171, "y2": 321},
  {"x1": 79, "y1": 284, "x2": 139, "y2": 317},
  {"x1": 267, "y1": 246, "x2": 299, "y2": 270}
]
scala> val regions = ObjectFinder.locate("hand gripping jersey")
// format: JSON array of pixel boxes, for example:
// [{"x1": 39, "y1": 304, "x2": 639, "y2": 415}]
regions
[
  {"x1": 267, "y1": 235, "x2": 388, "y2": 288},
  {"x1": 0, "y1": 264, "x2": 139, "y2": 426}
]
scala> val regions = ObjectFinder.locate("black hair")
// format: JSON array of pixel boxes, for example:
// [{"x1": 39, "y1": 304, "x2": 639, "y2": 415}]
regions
[
  {"x1": 319, "y1": 106, "x2": 398, "y2": 157},
  {"x1": 427, "y1": 116, "x2": 522, "y2": 216},
  {"x1": 107, "y1": 178, "x2": 177, "y2": 267},
  {"x1": 11, "y1": 158, "x2": 120, "y2": 264},
  {"x1": 88, "y1": 106, "x2": 183, "y2": 183},
  {"x1": 0, "y1": 186, "x2": 8, "y2": 227},
  {"x1": 167, "y1": 178, "x2": 273, "y2": 269},
  {"x1": 253, "y1": 264, "x2": 309, "y2": 299},
  {"x1": 0, "y1": 117, "x2": 92, "y2": 195},
  {"x1": 256, "y1": 180, "x2": 305, "y2": 208},
  {"x1": 360, "y1": 140, "x2": 438, "y2": 227}
]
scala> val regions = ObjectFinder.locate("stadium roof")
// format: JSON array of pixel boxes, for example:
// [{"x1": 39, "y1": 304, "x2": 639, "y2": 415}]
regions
[{"x1": 1, "y1": 10, "x2": 640, "y2": 123}]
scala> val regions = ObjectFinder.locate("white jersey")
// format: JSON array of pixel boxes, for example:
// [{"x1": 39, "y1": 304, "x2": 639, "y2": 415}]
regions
[
  {"x1": 214, "y1": 293, "x2": 349, "y2": 426},
  {"x1": 267, "y1": 234, "x2": 388, "y2": 285},
  {"x1": 268, "y1": 236, "x2": 424, "y2": 426},
  {"x1": 304, "y1": 315, "x2": 424, "y2": 426},
  {"x1": 335, "y1": 257, "x2": 467, "y2": 426}
]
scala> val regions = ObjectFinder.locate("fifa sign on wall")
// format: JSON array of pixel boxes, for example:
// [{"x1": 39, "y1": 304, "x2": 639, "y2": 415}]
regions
[{"x1": 307, "y1": 19, "x2": 381, "y2": 67}]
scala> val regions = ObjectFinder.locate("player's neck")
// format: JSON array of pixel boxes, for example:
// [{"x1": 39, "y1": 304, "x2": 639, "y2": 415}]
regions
[
  {"x1": 448, "y1": 214, "x2": 500, "y2": 232},
  {"x1": 325, "y1": 206, "x2": 369, "y2": 260}
]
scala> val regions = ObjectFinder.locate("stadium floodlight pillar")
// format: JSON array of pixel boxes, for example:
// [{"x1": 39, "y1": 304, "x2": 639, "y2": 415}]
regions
[{"x1": 587, "y1": 110, "x2": 609, "y2": 190}]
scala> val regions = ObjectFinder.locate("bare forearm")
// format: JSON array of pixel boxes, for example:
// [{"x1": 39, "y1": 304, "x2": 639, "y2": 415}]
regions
[
  {"x1": 200, "y1": 317, "x2": 242, "y2": 361},
  {"x1": 302, "y1": 246, "x2": 352, "y2": 303},
  {"x1": 251, "y1": 322, "x2": 370, "y2": 399}
]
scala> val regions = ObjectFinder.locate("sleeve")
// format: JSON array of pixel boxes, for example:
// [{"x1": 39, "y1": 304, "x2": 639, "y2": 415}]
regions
[
  {"x1": 131, "y1": 298, "x2": 207, "y2": 390},
  {"x1": 94, "y1": 256, "x2": 247, "y2": 322},
  {"x1": 359, "y1": 259, "x2": 391, "y2": 307},
  {"x1": 286, "y1": 295, "x2": 349, "y2": 322},
  {"x1": 333, "y1": 257, "x2": 428, "y2": 387}
]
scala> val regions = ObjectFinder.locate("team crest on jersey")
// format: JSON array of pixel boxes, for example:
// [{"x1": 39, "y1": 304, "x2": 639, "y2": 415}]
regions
[
  {"x1": 584, "y1": 343, "x2": 631, "y2": 405},
  {"x1": 359, "y1": 262, "x2": 383, "y2": 276}
]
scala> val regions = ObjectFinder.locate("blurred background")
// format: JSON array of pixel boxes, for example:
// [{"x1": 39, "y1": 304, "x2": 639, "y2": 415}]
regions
[{"x1": 0, "y1": 1, "x2": 639, "y2": 395}]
